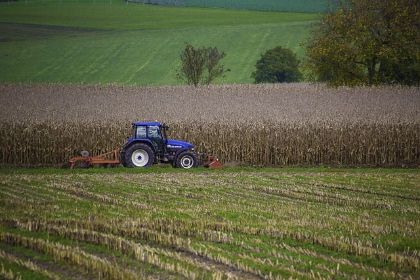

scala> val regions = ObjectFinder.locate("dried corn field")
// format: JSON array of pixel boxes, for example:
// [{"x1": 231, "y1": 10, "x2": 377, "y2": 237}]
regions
[
  {"x1": 0, "y1": 84, "x2": 419, "y2": 166},
  {"x1": 0, "y1": 169, "x2": 419, "y2": 279}
]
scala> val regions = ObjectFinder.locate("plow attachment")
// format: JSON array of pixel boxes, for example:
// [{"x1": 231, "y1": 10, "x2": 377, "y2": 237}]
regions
[{"x1": 68, "y1": 149, "x2": 120, "y2": 169}]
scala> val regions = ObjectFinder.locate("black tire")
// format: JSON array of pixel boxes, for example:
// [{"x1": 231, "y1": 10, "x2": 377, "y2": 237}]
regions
[
  {"x1": 120, "y1": 150, "x2": 127, "y2": 167},
  {"x1": 175, "y1": 151, "x2": 197, "y2": 169},
  {"x1": 123, "y1": 143, "x2": 155, "y2": 168},
  {"x1": 120, "y1": 150, "x2": 128, "y2": 167}
]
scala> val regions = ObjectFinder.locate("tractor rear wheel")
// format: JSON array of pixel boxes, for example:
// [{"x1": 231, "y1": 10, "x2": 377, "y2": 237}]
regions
[
  {"x1": 123, "y1": 143, "x2": 155, "y2": 168},
  {"x1": 175, "y1": 151, "x2": 197, "y2": 169}
]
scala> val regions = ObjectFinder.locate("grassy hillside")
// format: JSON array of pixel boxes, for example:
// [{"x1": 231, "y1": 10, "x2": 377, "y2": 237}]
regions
[
  {"x1": 0, "y1": 168, "x2": 419, "y2": 279},
  {"x1": 132, "y1": 0, "x2": 332, "y2": 13},
  {"x1": 0, "y1": 1, "x2": 318, "y2": 85}
]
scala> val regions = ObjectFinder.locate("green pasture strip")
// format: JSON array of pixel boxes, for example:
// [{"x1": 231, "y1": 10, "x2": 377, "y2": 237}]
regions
[
  {"x1": 0, "y1": 22, "x2": 312, "y2": 85},
  {"x1": 133, "y1": 0, "x2": 331, "y2": 13},
  {"x1": 0, "y1": 1, "x2": 318, "y2": 85},
  {"x1": 1, "y1": 0, "x2": 331, "y2": 13},
  {"x1": 0, "y1": 22, "x2": 100, "y2": 42},
  {"x1": 0, "y1": 1, "x2": 319, "y2": 30}
]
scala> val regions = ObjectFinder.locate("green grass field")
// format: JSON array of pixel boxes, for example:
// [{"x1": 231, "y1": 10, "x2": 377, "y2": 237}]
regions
[
  {"x1": 0, "y1": 1, "x2": 319, "y2": 85},
  {"x1": 132, "y1": 0, "x2": 332, "y2": 13},
  {"x1": 0, "y1": 167, "x2": 419, "y2": 279}
]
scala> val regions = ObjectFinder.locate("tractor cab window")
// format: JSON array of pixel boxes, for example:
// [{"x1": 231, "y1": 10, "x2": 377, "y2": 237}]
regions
[
  {"x1": 135, "y1": 126, "x2": 147, "y2": 139},
  {"x1": 148, "y1": 126, "x2": 161, "y2": 139}
]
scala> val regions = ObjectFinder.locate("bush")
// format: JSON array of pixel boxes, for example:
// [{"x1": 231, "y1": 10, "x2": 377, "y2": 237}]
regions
[{"x1": 252, "y1": 46, "x2": 301, "y2": 83}]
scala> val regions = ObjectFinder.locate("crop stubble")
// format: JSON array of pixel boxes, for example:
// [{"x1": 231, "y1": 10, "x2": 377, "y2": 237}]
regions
[
  {"x1": 0, "y1": 170, "x2": 419, "y2": 279},
  {"x1": 0, "y1": 83, "x2": 419, "y2": 166}
]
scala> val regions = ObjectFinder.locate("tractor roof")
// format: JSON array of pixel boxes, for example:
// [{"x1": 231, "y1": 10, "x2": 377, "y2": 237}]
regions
[{"x1": 132, "y1": 121, "x2": 161, "y2": 127}]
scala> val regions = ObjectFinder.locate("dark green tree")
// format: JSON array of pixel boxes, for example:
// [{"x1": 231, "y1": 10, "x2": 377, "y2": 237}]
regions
[
  {"x1": 177, "y1": 44, "x2": 227, "y2": 86},
  {"x1": 252, "y1": 46, "x2": 302, "y2": 83},
  {"x1": 305, "y1": 0, "x2": 420, "y2": 86}
]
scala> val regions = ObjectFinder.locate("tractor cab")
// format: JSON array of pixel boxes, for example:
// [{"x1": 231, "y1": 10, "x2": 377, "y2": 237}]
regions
[
  {"x1": 121, "y1": 121, "x2": 197, "y2": 168},
  {"x1": 131, "y1": 122, "x2": 193, "y2": 152},
  {"x1": 132, "y1": 122, "x2": 166, "y2": 154}
]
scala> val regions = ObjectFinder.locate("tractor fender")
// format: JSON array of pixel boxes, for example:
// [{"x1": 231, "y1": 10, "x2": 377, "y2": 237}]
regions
[{"x1": 121, "y1": 139, "x2": 156, "y2": 156}]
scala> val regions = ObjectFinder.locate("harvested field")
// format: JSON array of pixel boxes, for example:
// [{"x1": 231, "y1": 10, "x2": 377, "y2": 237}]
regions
[
  {"x1": 0, "y1": 168, "x2": 419, "y2": 279},
  {"x1": 0, "y1": 84, "x2": 419, "y2": 166}
]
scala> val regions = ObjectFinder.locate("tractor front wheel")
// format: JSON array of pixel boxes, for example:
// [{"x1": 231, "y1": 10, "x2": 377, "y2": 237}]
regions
[
  {"x1": 123, "y1": 143, "x2": 155, "y2": 168},
  {"x1": 175, "y1": 151, "x2": 197, "y2": 169}
]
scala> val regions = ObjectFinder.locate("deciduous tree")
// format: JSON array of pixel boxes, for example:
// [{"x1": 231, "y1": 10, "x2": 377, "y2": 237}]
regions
[
  {"x1": 177, "y1": 44, "x2": 227, "y2": 86},
  {"x1": 305, "y1": 0, "x2": 420, "y2": 86}
]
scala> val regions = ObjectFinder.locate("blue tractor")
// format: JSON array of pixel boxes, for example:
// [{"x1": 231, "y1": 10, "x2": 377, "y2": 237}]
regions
[
  {"x1": 120, "y1": 121, "x2": 221, "y2": 169},
  {"x1": 68, "y1": 121, "x2": 221, "y2": 169}
]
